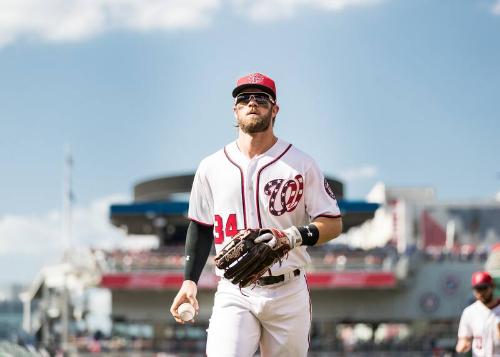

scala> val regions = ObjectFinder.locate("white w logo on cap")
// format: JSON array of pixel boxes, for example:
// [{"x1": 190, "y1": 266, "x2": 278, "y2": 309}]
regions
[{"x1": 248, "y1": 73, "x2": 264, "y2": 84}]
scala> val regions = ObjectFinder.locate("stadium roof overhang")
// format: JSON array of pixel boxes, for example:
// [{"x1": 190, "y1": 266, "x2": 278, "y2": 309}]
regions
[
  {"x1": 110, "y1": 200, "x2": 380, "y2": 235},
  {"x1": 133, "y1": 174, "x2": 345, "y2": 201}
]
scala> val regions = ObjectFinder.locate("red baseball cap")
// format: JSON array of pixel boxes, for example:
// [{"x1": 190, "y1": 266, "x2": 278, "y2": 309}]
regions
[
  {"x1": 471, "y1": 271, "x2": 493, "y2": 288},
  {"x1": 232, "y1": 73, "x2": 277, "y2": 100}
]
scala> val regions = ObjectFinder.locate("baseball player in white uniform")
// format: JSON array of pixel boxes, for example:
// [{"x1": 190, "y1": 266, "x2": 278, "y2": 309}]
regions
[
  {"x1": 170, "y1": 72, "x2": 343, "y2": 357},
  {"x1": 457, "y1": 271, "x2": 500, "y2": 356}
]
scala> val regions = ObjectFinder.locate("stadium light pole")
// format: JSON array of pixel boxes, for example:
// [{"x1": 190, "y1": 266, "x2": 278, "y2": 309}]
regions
[
  {"x1": 63, "y1": 145, "x2": 74, "y2": 251},
  {"x1": 61, "y1": 146, "x2": 74, "y2": 352}
]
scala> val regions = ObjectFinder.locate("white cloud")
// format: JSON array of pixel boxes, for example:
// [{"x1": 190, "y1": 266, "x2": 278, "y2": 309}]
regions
[
  {"x1": 0, "y1": 0, "x2": 220, "y2": 47},
  {"x1": 232, "y1": 0, "x2": 383, "y2": 22},
  {"x1": 339, "y1": 164, "x2": 378, "y2": 181},
  {"x1": 71, "y1": 194, "x2": 134, "y2": 248},
  {"x1": 0, "y1": 194, "x2": 134, "y2": 284},
  {"x1": 493, "y1": 0, "x2": 500, "y2": 15},
  {"x1": 0, "y1": 0, "x2": 385, "y2": 47}
]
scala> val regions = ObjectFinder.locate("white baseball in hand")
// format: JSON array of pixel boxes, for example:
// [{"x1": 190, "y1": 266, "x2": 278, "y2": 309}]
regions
[{"x1": 178, "y1": 302, "x2": 195, "y2": 322}]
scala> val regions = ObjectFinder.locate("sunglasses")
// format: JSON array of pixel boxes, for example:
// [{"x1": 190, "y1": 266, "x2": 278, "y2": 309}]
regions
[
  {"x1": 474, "y1": 285, "x2": 491, "y2": 292},
  {"x1": 235, "y1": 92, "x2": 275, "y2": 106}
]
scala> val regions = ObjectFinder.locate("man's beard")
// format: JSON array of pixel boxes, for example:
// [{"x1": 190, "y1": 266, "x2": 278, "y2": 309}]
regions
[
  {"x1": 480, "y1": 292, "x2": 494, "y2": 305},
  {"x1": 238, "y1": 112, "x2": 272, "y2": 134}
]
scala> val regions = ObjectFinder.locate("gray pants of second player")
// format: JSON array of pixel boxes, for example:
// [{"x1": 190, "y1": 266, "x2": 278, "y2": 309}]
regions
[{"x1": 206, "y1": 272, "x2": 311, "y2": 357}]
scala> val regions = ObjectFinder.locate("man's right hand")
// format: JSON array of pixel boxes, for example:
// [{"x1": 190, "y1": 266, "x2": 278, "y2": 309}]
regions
[
  {"x1": 455, "y1": 337, "x2": 472, "y2": 353},
  {"x1": 170, "y1": 280, "x2": 199, "y2": 324}
]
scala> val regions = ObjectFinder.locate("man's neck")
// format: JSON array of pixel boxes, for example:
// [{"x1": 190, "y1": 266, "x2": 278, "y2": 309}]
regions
[
  {"x1": 237, "y1": 131, "x2": 277, "y2": 159},
  {"x1": 485, "y1": 298, "x2": 500, "y2": 309}
]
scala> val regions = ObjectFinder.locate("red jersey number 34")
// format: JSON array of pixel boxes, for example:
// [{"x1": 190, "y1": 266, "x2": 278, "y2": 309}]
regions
[{"x1": 214, "y1": 214, "x2": 238, "y2": 244}]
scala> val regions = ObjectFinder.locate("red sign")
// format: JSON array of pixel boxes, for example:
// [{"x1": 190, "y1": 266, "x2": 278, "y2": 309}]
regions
[
  {"x1": 305, "y1": 271, "x2": 397, "y2": 288},
  {"x1": 100, "y1": 271, "x2": 397, "y2": 290},
  {"x1": 421, "y1": 210, "x2": 446, "y2": 248}
]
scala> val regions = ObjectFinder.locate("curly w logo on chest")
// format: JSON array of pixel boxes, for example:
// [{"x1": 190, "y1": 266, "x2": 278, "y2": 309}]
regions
[{"x1": 264, "y1": 175, "x2": 304, "y2": 216}]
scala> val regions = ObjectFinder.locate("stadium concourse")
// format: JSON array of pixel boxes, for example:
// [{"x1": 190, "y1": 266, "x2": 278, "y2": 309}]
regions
[{"x1": 21, "y1": 174, "x2": 500, "y2": 356}]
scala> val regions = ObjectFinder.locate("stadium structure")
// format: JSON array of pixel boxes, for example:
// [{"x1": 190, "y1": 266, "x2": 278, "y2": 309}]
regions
[{"x1": 20, "y1": 174, "x2": 500, "y2": 355}]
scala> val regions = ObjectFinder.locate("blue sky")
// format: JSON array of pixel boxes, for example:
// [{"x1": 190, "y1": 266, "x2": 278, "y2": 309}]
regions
[{"x1": 0, "y1": 0, "x2": 499, "y2": 284}]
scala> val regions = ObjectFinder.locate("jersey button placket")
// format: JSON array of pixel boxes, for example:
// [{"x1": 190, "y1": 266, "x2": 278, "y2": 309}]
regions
[{"x1": 246, "y1": 160, "x2": 258, "y2": 227}]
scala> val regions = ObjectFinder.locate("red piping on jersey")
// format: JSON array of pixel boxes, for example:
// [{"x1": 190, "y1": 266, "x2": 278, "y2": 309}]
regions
[
  {"x1": 255, "y1": 143, "x2": 293, "y2": 228},
  {"x1": 315, "y1": 214, "x2": 342, "y2": 220},
  {"x1": 188, "y1": 217, "x2": 214, "y2": 227},
  {"x1": 305, "y1": 273, "x2": 312, "y2": 349},
  {"x1": 223, "y1": 147, "x2": 248, "y2": 229}
]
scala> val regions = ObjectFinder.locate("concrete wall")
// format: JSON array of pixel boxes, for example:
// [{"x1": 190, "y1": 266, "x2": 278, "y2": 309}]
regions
[{"x1": 311, "y1": 259, "x2": 481, "y2": 322}]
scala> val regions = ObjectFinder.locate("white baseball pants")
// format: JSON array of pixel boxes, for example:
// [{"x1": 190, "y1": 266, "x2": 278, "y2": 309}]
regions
[{"x1": 206, "y1": 273, "x2": 311, "y2": 357}]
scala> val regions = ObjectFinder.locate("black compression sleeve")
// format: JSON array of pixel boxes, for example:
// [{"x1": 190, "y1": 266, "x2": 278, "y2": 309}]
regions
[{"x1": 184, "y1": 221, "x2": 213, "y2": 283}]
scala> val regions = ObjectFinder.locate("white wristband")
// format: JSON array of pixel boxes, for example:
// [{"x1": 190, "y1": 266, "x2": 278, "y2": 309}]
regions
[{"x1": 283, "y1": 226, "x2": 303, "y2": 249}]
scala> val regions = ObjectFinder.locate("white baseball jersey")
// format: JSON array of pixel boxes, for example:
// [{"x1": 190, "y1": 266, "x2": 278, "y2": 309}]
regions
[
  {"x1": 188, "y1": 138, "x2": 341, "y2": 277},
  {"x1": 458, "y1": 300, "x2": 500, "y2": 357}
]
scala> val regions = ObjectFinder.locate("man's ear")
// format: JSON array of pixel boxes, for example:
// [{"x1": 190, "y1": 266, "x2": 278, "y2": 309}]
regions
[{"x1": 272, "y1": 104, "x2": 280, "y2": 119}]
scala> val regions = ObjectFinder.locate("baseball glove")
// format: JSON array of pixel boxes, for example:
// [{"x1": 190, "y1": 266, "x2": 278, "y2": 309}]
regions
[{"x1": 214, "y1": 228, "x2": 293, "y2": 288}]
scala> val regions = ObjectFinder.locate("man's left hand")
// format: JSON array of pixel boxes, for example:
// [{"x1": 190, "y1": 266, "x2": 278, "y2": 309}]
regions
[{"x1": 254, "y1": 227, "x2": 302, "y2": 249}]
